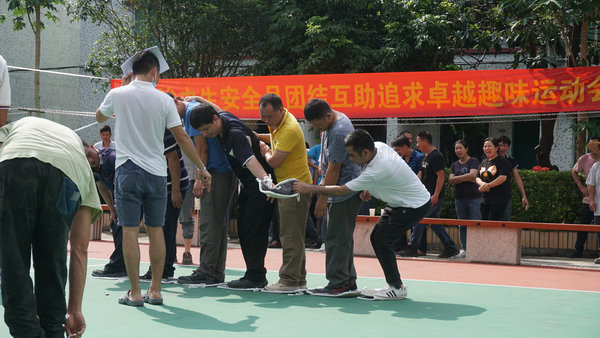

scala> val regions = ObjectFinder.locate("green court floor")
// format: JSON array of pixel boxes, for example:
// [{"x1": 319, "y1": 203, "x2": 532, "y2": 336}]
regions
[{"x1": 1, "y1": 258, "x2": 598, "y2": 337}]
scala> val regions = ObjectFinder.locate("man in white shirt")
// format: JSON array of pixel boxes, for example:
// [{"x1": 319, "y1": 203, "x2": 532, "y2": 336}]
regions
[
  {"x1": 96, "y1": 50, "x2": 211, "y2": 306},
  {"x1": 581, "y1": 141, "x2": 600, "y2": 265},
  {"x1": 293, "y1": 129, "x2": 431, "y2": 300},
  {"x1": 94, "y1": 125, "x2": 116, "y2": 149}
]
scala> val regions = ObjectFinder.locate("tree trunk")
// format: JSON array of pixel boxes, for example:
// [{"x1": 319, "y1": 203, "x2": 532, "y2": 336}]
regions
[
  {"x1": 576, "y1": 20, "x2": 590, "y2": 159},
  {"x1": 535, "y1": 114, "x2": 559, "y2": 171},
  {"x1": 34, "y1": 4, "x2": 41, "y2": 111}
]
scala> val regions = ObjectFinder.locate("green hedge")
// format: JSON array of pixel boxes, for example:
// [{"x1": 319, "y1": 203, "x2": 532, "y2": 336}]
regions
[{"x1": 373, "y1": 169, "x2": 584, "y2": 224}]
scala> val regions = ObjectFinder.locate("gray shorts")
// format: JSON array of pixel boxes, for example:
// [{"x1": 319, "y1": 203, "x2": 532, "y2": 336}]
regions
[{"x1": 115, "y1": 160, "x2": 167, "y2": 228}]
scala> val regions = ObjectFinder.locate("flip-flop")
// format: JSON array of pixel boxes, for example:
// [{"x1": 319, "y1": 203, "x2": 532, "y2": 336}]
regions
[
  {"x1": 143, "y1": 288, "x2": 163, "y2": 305},
  {"x1": 118, "y1": 289, "x2": 144, "y2": 307}
]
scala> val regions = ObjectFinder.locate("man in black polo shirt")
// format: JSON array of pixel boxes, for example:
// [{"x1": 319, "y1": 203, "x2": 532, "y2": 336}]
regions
[{"x1": 188, "y1": 103, "x2": 276, "y2": 289}]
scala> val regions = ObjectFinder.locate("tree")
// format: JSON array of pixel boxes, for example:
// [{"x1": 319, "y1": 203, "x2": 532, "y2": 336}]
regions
[
  {"x1": 250, "y1": 0, "x2": 459, "y2": 76},
  {"x1": 501, "y1": 0, "x2": 600, "y2": 168},
  {"x1": 68, "y1": 0, "x2": 268, "y2": 84},
  {"x1": 1, "y1": 0, "x2": 66, "y2": 109}
]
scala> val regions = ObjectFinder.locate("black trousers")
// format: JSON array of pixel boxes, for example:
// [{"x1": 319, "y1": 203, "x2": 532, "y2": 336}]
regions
[
  {"x1": 0, "y1": 158, "x2": 81, "y2": 338},
  {"x1": 370, "y1": 200, "x2": 431, "y2": 288},
  {"x1": 162, "y1": 190, "x2": 186, "y2": 278},
  {"x1": 238, "y1": 183, "x2": 275, "y2": 282},
  {"x1": 575, "y1": 203, "x2": 594, "y2": 252}
]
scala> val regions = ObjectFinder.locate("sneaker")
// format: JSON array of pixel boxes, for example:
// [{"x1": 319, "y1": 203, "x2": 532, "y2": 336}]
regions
[
  {"x1": 417, "y1": 250, "x2": 427, "y2": 256},
  {"x1": 227, "y1": 278, "x2": 268, "y2": 289},
  {"x1": 177, "y1": 271, "x2": 214, "y2": 285},
  {"x1": 139, "y1": 270, "x2": 153, "y2": 281},
  {"x1": 263, "y1": 282, "x2": 300, "y2": 293},
  {"x1": 455, "y1": 250, "x2": 466, "y2": 258},
  {"x1": 373, "y1": 284, "x2": 407, "y2": 300},
  {"x1": 568, "y1": 251, "x2": 583, "y2": 258},
  {"x1": 595, "y1": 257, "x2": 600, "y2": 264},
  {"x1": 308, "y1": 283, "x2": 360, "y2": 297},
  {"x1": 399, "y1": 246, "x2": 418, "y2": 257},
  {"x1": 92, "y1": 268, "x2": 127, "y2": 278},
  {"x1": 182, "y1": 252, "x2": 193, "y2": 265},
  {"x1": 438, "y1": 246, "x2": 460, "y2": 258}
]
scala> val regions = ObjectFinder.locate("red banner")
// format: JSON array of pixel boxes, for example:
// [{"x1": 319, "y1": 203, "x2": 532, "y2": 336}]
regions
[{"x1": 111, "y1": 66, "x2": 600, "y2": 119}]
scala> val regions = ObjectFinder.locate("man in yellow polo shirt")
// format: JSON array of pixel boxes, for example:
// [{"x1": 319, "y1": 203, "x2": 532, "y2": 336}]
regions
[{"x1": 257, "y1": 93, "x2": 312, "y2": 293}]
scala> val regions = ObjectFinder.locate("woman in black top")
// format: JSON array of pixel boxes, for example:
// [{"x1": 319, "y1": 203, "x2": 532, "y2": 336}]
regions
[{"x1": 476, "y1": 137, "x2": 511, "y2": 221}]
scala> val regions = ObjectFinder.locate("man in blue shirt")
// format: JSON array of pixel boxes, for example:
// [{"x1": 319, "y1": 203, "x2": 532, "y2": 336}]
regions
[{"x1": 83, "y1": 143, "x2": 127, "y2": 277}]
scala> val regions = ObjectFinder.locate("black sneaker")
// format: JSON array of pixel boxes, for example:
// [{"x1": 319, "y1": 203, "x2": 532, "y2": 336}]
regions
[
  {"x1": 91, "y1": 268, "x2": 127, "y2": 277},
  {"x1": 567, "y1": 251, "x2": 583, "y2": 258},
  {"x1": 177, "y1": 271, "x2": 214, "y2": 285},
  {"x1": 139, "y1": 270, "x2": 153, "y2": 281},
  {"x1": 438, "y1": 246, "x2": 460, "y2": 258},
  {"x1": 308, "y1": 283, "x2": 360, "y2": 297},
  {"x1": 226, "y1": 278, "x2": 268, "y2": 289},
  {"x1": 399, "y1": 245, "x2": 418, "y2": 257}
]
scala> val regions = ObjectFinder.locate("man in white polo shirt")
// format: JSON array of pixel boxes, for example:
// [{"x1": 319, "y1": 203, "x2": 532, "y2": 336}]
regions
[
  {"x1": 96, "y1": 50, "x2": 211, "y2": 306},
  {"x1": 293, "y1": 129, "x2": 431, "y2": 300}
]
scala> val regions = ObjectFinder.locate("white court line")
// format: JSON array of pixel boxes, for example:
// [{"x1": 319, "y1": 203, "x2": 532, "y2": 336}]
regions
[{"x1": 85, "y1": 258, "x2": 600, "y2": 294}]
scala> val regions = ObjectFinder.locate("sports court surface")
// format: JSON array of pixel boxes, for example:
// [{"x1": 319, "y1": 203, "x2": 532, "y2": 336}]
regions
[{"x1": 2, "y1": 239, "x2": 599, "y2": 337}]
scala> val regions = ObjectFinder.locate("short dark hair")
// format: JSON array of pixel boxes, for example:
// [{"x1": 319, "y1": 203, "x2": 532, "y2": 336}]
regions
[
  {"x1": 304, "y1": 98, "x2": 332, "y2": 121},
  {"x1": 81, "y1": 139, "x2": 90, "y2": 148},
  {"x1": 166, "y1": 92, "x2": 175, "y2": 99},
  {"x1": 391, "y1": 135, "x2": 410, "y2": 148},
  {"x1": 132, "y1": 50, "x2": 159, "y2": 75},
  {"x1": 590, "y1": 136, "x2": 600, "y2": 142},
  {"x1": 417, "y1": 131, "x2": 432, "y2": 144},
  {"x1": 99, "y1": 125, "x2": 111, "y2": 134},
  {"x1": 189, "y1": 104, "x2": 219, "y2": 130},
  {"x1": 259, "y1": 93, "x2": 283, "y2": 111},
  {"x1": 484, "y1": 137, "x2": 499, "y2": 147},
  {"x1": 454, "y1": 139, "x2": 469, "y2": 149},
  {"x1": 400, "y1": 130, "x2": 412, "y2": 137},
  {"x1": 344, "y1": 129, "x2": 375, "y2": 154},
  {"x1": 497, "y1": 135, "x2": 511, "y2": 146}
]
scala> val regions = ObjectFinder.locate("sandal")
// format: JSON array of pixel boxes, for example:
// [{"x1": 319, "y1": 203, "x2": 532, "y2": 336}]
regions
[
  {"x1": 118, "y1": 289, "x2": 144, "y2": 307},
  {"x1": 143, "y1": 287, "x2": 163, "y2": 305}
]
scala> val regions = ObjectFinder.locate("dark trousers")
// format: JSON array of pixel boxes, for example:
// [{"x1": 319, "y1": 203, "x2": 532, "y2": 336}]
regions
[
  {"x1": 0, "y1": 158, "x2": 81, "y2": 338},
  {"x1": 393, "y1": 228, "x2": 427, "y2": 252},
  {"x1": 575, "y1": 203, "x2": 594, "y2": 253},
  {"x1": 104, "y1": 219, "x2": 125, "y2": 272},
  {"x1": 238, "y1": 184, "x2": 275, "y2": 282},
  {"x1": 163, "y1": 190, "x2": 186, "y2": 278},
  {"x1": 480, "y1": 202, "x2": 507, "y2": 221},
  {"x1": 370, "y1": 201, "x2": 431, "y2": 288}
]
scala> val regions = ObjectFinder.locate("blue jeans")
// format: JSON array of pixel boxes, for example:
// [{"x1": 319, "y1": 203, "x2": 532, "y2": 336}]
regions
[
  {"x1": 455, "y1": 197, "x2": 481, "y2": 251},
  {"x1": 410, "y1": 197, "x2": 457, "y2": 249}
]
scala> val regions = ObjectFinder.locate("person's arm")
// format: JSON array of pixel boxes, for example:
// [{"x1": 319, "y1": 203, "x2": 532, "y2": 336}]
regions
[
  {"x1": 572, "y1": 168, "x2": 588, "y2": 197},
  {"x1": 449, "y1": 169, "x2": 478, "y2": 185},
  {"x1": 314, "y1": 162, "x2": 342, "y2": 218},
  {"x1": 169, "y1": 125, "x2": 211, "y2": 190},
  {"x1": 589, "y1": 185, "x2": 597, "y2": 212},
  {"x1": 165, "y1": 150, "x2": 183, "y2": 208},
  {"x1": 254, "y1": 132, "x2": 271, "y2": 143},
  {"x1": 512, "y1": 168, "x2": 529, "y2": 210},
  {"x1": 478, "y1": 175, "x2": 507, "y2": 192},
  {"x1": 431, "y1": 170, "x2": 445, "y2": 205},
  {"x1": 307, "y1": 157, "x2": 319, "y2": 170},
  {"x1": 184, "y1": 96, "x2": 222, "y2": 112},
  {"x1": 245, "y1": 156, "x2": 269, "y2": 179},
  {"x1": 260, "y1": 141, "x2": 289, "y2": 169},
  {"x1": 65, "y1": 206, "x2": 92, "y2": 338},
  {"x1": 293, "y1": 182, "x2": 354, "y2": 196},
  {"x1": 193, "y1": 134, "x2": 209, "y2": 198},
  {"x1": 0, "y1": 109, "x2": 7, "y2": 126},
  {"x1": 95, "y1": 109, "x2": 109, "y2": 123},
  {"x1": 96, "y1": 181, "x2": 116, "y2": 224}
]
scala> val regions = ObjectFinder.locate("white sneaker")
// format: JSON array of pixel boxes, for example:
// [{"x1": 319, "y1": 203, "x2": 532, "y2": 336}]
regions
[
  {"x1": 594, "y1": 257, "x2": 600, "y2": 264},
  {"x1": 373, "y1": 284, "x2": 407, "y2": 300},
  {"x1": 456, "y1": 251, "x2": 466, "y2": 258}
]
